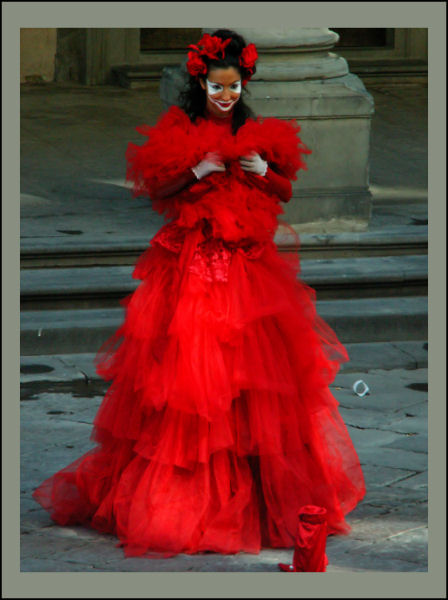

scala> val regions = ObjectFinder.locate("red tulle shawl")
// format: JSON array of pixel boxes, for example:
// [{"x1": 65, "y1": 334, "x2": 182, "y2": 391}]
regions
[{"x1": 125, "y1": 105, "x2": 311, "y2": 244}]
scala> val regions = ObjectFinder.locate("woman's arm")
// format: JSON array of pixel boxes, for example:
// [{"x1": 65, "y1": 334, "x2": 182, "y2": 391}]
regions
[
  {"x1": 245, "y1": 164, "x2": 293, "y2": 203},
  {"x1": 150, "y1": 168, "x2": 198, "y2": 201},
  {"x1": 150, "y1": 152, "x2": 226, "y2": 201},
  {"x1": 239, "y1": 152, "x2": 293, "y2": 203},
  {"x1": 263, "y1": 165, "x2": 293, "y2": 203}
]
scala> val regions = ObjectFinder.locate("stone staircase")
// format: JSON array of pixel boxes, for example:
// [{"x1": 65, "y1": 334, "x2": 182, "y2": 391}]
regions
[
  {"x1": 20, "y1": 205, "x2": 428, "y2": 359},
  {"x1": 20, "y1": 254, "x2": 427, "y2": 310},
  {"x1": 20, "y1": 296, "x2": 428, "y2": 357}
]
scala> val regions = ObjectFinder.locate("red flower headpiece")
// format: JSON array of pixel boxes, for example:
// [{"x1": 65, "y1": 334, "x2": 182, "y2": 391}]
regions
[
  {"x1": 239, "y1": 43, "x2": 258, "y2": 86},
  {"x1": 186, "y1": 33, "x2": 258, "y2": 85}
]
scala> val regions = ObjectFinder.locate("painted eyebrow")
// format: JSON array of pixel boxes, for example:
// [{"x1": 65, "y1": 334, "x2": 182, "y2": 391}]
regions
[{"x1": 208, "y1": 80, "x2": 241, "y2": 86}]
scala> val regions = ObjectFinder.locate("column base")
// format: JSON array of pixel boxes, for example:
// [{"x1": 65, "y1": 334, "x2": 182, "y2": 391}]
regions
[{"x1": 283, "y1": 189, "x2": 372, "y2": 233}]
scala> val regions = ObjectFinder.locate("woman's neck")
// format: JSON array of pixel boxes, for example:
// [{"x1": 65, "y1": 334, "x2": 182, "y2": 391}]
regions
[{"x1": 204, "y1": 108, "x2": 233, "y2": 123}]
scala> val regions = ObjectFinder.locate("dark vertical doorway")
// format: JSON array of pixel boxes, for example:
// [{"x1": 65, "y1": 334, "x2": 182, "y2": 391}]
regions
[
  {"x1": 331, "y1": 29, "x2": 394, "y2": 48},
  {"x1": 140, "y1": 28, "x2": 202, "y2": 51}
]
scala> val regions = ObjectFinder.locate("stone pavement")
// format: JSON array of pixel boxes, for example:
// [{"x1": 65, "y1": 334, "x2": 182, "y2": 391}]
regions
[{"x1": 20, "y1": 364, "x2": 428, "y2": 572}]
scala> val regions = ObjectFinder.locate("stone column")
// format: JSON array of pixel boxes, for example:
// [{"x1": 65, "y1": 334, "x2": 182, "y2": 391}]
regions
[
  {"x1": 84, "y1": 29, "x2": 141, "y2": 85},
  {"x1": 161, "y1": 28, "x2": 375, "y2": 232}
]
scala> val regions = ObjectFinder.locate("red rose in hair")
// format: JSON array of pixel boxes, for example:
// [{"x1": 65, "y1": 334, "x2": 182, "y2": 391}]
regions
[
  {"x1": 240, "y1": 43, "x2": 258, "y2": 73},
  {"x1": 199, "y1": 33, "x2": 231, "y2": 59},
  {"x1": 186, "y1": 51, "x2": 207, "y2": 77},
  {"x1": 187, "y1": 34, "x2": 253, "y2": 80}
]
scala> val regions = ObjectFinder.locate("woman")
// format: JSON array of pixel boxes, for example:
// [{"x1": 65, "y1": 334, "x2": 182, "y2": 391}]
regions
[{"x1": 33, "y1": 29, "x2": 365, "y2": 559}]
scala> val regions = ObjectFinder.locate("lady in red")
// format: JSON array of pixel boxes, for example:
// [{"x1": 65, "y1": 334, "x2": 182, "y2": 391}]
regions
[{"x1": 32, "y1": 29, "x2": 366, "y2": 560}]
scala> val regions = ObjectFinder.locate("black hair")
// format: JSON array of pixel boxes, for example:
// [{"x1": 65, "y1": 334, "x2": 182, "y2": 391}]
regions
[{"x1": 178, "y1": 29, "x2": 256, "y2": 135}]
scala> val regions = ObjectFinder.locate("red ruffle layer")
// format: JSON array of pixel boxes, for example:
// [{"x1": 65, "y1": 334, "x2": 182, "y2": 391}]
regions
[{"x1": 33, "y1": 228, "x2": 365, "y2": 558}]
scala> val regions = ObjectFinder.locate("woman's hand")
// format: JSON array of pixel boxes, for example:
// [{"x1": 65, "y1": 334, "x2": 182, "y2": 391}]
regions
[
  {"x1": 239, "y1": 152, "x2": 268, "y2": 177},
  {"x1": 191, "y1": 152, "x2": 226, "y2": 180}
]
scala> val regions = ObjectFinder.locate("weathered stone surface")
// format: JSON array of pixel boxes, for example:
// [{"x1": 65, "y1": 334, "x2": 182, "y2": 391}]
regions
[
  {"x1": 357, "y1": 464, "x2": 417, "y2": 488},
  {"x1": 358, "y1": 526, "x2": 428, "y2": 565},
  {"x1": 346, "y1": 515, "x2": 427, "y2": 542},
  {"x1": 390, "y1": 470, "x2": 428, "y2": 490},
  {"x1": 358, "y1": 489, "x2": 428, "y2": 519},
  {"x1": 345, "y1": 424, "x2": 403, "y2": 449},
  {"x1": 331, "y1": 368, "x2": 428, "y2": 412},
  {"x1": 357, "y1": 446, "x2": 427, "y2": 471},
  {"x1": 330, "y1": 552, "x2": 426, "y2": 573},
  {"x1": 20, "y1": 533, "x2": 93, "y2": 561},
  {"x1": 20, "y1": 356, "x2": 86, "y2": 384},
  {"x1": 340, "y1": 341, "x2": 428, "y2": 373},
  {"x1": 20, "y1": 557, "x2": 97, "y2": 572},
  {"x1": 384, "y1": 433, "x2": 428, "y2": 454}
]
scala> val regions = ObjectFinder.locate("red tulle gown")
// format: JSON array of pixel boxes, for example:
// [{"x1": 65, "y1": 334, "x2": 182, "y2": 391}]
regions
[{"x1": 32, "y1": 106, "x2": 366, "y2": 558}]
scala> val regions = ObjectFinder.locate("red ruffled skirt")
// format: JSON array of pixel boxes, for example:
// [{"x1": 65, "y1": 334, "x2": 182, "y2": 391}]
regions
[{"x1": 32, "y1": 220, "x2": 365, "y2": 558}]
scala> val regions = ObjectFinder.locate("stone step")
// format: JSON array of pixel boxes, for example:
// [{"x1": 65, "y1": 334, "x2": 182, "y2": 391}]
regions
[
  {"x1": 20, "y1": 296, "x2": 428, "y2": 355},
  {"x1": 21, "y1": 225, "x2": 428, "y2": 268},
  {"x1": 112, "y1": 62, "x2": 182, "y2": 89},
  {"x1": 348, "y1": 59, "x2": 428, "y2": 85},
  {"x1": 20, "y1": 254, "x2": 428, "y2": 310}
]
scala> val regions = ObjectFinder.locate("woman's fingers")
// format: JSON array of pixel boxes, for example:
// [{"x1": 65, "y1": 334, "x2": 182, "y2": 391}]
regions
[
  {"x1": 240, "y1": 154, "x2": 258, "y2": 165},
  {"x1": 206, "y1": 151, "x2": 224, "y2": 163},
  {"x1": 203, "y1": 152, "x2": 261, "y2": 172},
  {"x1": 240, "y1": 158, "x2": 256, "y2": 172},
  {"x1": 240, "y1": 159, "x2": 255, "y2": 167},
  {"x1": 239, "y1": 153, "x2": 267, "y2": 176},
  {"x1": 202, "y1": 151, "x2": 226, "y2": 172}
]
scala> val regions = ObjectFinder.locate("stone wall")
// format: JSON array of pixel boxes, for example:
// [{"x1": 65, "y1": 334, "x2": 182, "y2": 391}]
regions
[
  {"x1": 54, "y1": 29, "x2": 87, "y2": 83},
  {"x1": 20, "y1": 28, "x2": 57, "y2": 83}
]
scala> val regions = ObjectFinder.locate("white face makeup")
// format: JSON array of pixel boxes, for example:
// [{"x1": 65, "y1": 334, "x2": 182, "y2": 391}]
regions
[
  {"x1": 206, "y1": 79, "x2": 242, "y2": 95},
  {"x1": 205, "y1": 79, "x2": 241, "y2": 112}
]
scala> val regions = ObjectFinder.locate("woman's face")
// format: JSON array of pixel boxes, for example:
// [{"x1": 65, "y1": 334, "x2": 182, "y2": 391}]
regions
[{"x1": 199, "y1": 66, "x2": 242, "y2": 118}]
